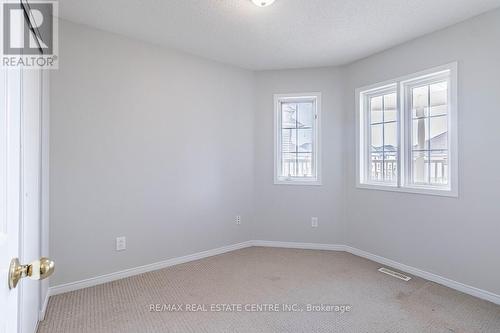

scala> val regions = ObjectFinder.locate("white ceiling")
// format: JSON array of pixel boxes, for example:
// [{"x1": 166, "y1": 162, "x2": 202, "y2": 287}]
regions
[{"x1": 58, "y1": 0, "x2": 500, "y2": 70}]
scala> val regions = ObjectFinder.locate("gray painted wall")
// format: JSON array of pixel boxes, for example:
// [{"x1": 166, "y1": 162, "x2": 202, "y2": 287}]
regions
[
  {"x1": 50, "y1": 9, "x2": 500, "y2": 298},
  {"x1": 251, "y1": 9, "x2": 500, "y2": 296},
  {"x1": 253, "y1": 67, "x2": 346, "y2": 244},
  {"x1": 50, "y1": 20, "x2": 255, "y2": 285},
  {"x1": 343, "y1": 9, "x2": 500, "y2": 295}
]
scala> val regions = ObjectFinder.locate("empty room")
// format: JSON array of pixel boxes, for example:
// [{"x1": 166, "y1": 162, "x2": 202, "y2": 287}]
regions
[{"x1": 1, "y1": 0, "x2": 500, "y2": 332}]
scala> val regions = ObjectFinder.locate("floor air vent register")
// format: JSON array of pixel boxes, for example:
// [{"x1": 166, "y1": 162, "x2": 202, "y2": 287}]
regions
[{"x1": 378, "y1": 267, "x2": 412, "y2": 281}]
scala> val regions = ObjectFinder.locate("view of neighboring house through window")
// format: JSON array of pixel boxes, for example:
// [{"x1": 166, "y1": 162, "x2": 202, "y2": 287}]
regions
[
  {"x1": 410, "y1": 80, "x2": 449, "y2": 185},
  {"x1": 274, "y1": 93, "x2": 321, "y2": 185},
  {"x1": 357, "y1": 64, "x2": 457, "y2": 196}
]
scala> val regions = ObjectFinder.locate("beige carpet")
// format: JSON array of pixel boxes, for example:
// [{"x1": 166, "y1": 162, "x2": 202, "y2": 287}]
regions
[{"x1": 38, "y1": 247, "x2": 500, "y2": 333}]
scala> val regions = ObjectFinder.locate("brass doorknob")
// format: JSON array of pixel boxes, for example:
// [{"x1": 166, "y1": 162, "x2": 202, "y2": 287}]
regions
[{"x1": 8, "y1": 257, "x2": 55, "y2": 289}]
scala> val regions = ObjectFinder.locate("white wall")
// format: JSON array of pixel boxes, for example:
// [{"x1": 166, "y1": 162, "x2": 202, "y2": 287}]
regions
[
  {"x1": 253, "y1": 67, "x2": 346, "y2": 244},
  {"x1": 343, "y1": 9, "x2": 500, "y2": 295},
  {"x1": 50, "y1": 20, "x2": 255, "y2": 286}
]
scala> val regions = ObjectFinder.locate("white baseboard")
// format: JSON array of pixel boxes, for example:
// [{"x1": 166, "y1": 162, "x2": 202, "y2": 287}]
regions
[
  {"x1": 47, "y1": 240, "x2": 500, "y2": 306},
  {"x1": 251, "y1": 241, "x2": 499, "y2": 305},
  {"x1": 344, "y1": 246, "x2": 500, "y2": 305},
  {"x1": 48, "y1": 241, "x2": 253, "y2": 296},
  {"x1": 251, "y1": 240, "x2": 345, "y2": 251}
]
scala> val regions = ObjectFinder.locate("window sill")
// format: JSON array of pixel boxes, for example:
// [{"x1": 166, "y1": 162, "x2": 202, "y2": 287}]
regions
[
  {"x1": 275, "y1": 178, "x2": 322, "y2": 186},
  {"x1": 356, "y1": 182, "x2": 458, "y2": 197}
]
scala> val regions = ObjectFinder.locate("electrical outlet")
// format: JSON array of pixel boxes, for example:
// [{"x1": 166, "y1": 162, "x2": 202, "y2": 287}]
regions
[
  {"x1": 311, "y1": 217, "x2": 318, "y2": 228},
  {"x1": 116, "y1": 236, "x2": 126, "y2": 251},
  {"x1": 236, "y1": 215, "x2": 241, "y2": 225}
]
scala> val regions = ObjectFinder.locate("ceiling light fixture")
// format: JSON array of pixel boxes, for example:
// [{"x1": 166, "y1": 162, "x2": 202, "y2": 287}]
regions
[{"x1": 251, "y1": 0, "x2": 275, "y2": 7}]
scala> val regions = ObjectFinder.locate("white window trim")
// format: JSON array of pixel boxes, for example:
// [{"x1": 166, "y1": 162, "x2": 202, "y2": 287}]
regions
[
  {"x1": 358, "y1": 84, "x2": 398, "y2": 187},
  {"x1": 274, "y1": 92, "x2": 322, "y2": 186},
  {"x1": 355, "y1": 63, "x2": 458, "y2": 197}
]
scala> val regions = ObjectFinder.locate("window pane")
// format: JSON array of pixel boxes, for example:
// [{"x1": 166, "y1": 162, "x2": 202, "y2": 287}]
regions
[
  {"x1": 281, "y1": 152, "x2": 296, "y2": 177},
  {"x1": 370, "y1": 124, "x2": 383, "y2": 151},
  {"x1": 365, "y1": 89, "x2": 399, "y2": 184},
  {"x1": 430, "y1": 150, "x2": 448, "y2": 185},
  {"x1": 430, "y1": 81, "x2": 448, "y2": 116},
  {"x1": 297, "y1": 153, "x2": 313, "y2": 177},
  {"x1": 412, "y1": 86, "x2": 429, "y2": 118},
  {"x1": 297, "y1": 102, "x2": 313, "y2": 128},
  {"x1": 384, "y1": 93, "x2": 397, "y2": 122},
  {"x1": 384, "y1": 121, "x2": 398, "y2": 150},
  {"x1": 281, "y1": 103, "x2": 297, "y2": 128},
  {"x1": 384, "y1": 152, "x2": 398, "y2": 182},
  {"x1": 412, "y1": 118, "x2": 429, "y2": 151},
  {"x1": 370, "y1": 96, "x2": 383, "y2": 124},
  {"x1": 370, "y1": 152, "x2": 384, "y2": 181},
  {"x1": 410, "y1": 82, "x2": 450, "y2": 186},
  {"x1": 412, "y1": 151, "x2": 429, "y2": 184},
  {"x1": 430, "y1": 116, "x2": 448, "y2": 150},
  {"x1": 277, "y1": 95, "x2": 318, "y2": 182},
  {"x1": 297, "y1": 128, "x2": 313, "y2": 152},
  {"x1": 281, "y1": 128, "x2": 296, "y2": 153}
]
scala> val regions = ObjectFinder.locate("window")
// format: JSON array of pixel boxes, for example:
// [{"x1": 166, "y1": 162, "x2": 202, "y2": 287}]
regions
[
  {"x1": 357, "y1": 63, "x2": 458, "y2": 196},
  {"x1": 364, "y1": 86, "x2": 398, "y2": 184},
  {"x1": 274, "y1": 93, "x2": 321, "y2": 185}
]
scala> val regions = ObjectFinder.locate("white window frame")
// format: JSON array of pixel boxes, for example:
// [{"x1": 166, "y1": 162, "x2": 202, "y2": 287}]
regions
[
  {"x1": 358, "y1": 84, "x2": 399, "y2": 186},
  {"x1": 274, "y1": 92, "x2": 322, "y2": 186},
  {"x1": 356, "y1": 63, "x2": 458, "y2": 197}
]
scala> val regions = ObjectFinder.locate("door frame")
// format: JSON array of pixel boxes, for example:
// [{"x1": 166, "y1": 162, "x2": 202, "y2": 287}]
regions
[{"x1": 39, "y1": 69, "x2": 50, "y2": 322}]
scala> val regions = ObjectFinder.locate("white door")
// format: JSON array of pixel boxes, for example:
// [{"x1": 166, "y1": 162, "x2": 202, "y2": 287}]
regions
[
  {"x1": 20, "y1": 68, "x2": 42, "y2": 333},
  {"x1": 1, "y1": 0, "x2": 52, "y2": 330},
  {"x1": 0, "y1": 68, "x2": 22, "y2": 333},
  {"x1": 0, "y1": 67, "x2": 50, "y2": 333}
]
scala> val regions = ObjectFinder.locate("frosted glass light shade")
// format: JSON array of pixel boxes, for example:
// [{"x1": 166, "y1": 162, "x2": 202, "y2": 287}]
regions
[{"x1": 251, "y1": 0, "x2": 276, "y2": 7}]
